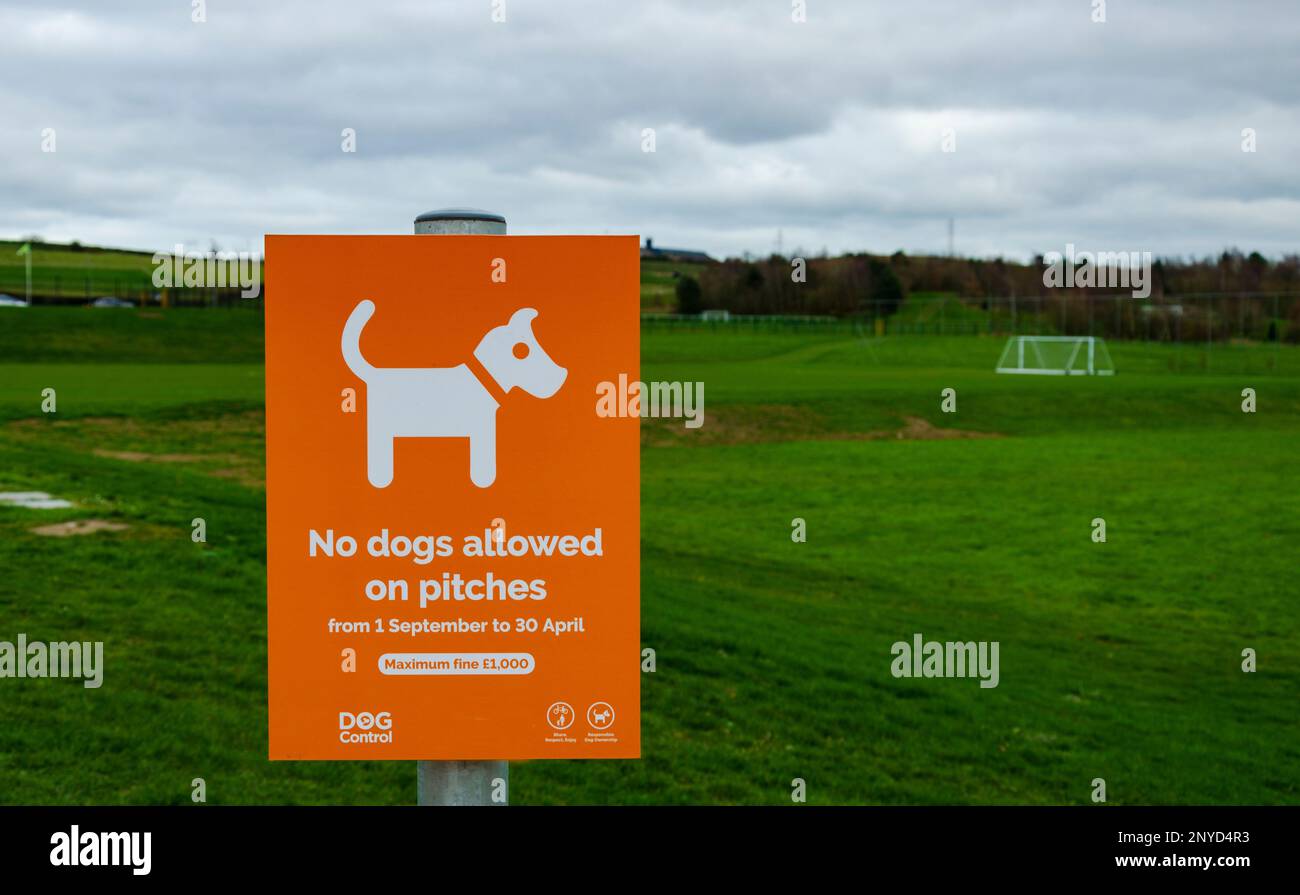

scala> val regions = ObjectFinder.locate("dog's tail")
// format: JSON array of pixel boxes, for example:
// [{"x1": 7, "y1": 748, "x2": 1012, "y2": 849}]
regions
[{"x1": 342, "y1": 299, "x2": 376, "y2": 379}]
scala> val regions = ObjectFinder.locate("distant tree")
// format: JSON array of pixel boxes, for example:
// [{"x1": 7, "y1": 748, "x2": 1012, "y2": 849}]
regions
[
  {"x1": 868, "y1": 258, "x2": 906, "y2": 316},
  {"x1": 1244, "y1": 251, "x2": 1269, "y2": 290},
  {"x1": 1151, "y1": 259, "x2": 1166, "y2": 296},
  {"x1": 695, "y1": 245, "x2": 1296, "y2": 326},
  {"x1": 675, "y1": 275, "x2": 704, "y2": 315},
  {"x1": 1278, "y1": 255, "x2": 1300, "y2": 289}
]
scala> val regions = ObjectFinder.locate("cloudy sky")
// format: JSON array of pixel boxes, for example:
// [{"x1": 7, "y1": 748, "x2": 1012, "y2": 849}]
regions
[{"x1": 2, "y1": 0, "x2": 1298, "y2": 261}]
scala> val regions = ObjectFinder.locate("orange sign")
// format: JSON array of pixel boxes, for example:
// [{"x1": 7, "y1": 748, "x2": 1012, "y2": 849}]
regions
[{"x1": 264, "y1": 235, "x2": 640, "y2": 759}]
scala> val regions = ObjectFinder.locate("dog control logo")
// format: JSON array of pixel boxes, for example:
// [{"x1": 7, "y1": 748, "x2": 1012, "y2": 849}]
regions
[
  {"x1": 342, "y1": 300, "x2": 566, "y2": 488},
  {"x1": 339, "y1": 710, "x2": 393, "y2": 744}
]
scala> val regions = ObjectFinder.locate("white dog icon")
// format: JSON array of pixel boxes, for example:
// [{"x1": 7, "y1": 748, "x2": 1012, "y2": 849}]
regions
[{"x1": 342, "y1": 299, "x2": 566, "y2": 488}]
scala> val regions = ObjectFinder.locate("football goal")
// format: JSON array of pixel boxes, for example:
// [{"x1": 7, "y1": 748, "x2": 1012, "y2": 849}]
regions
[{"x1": 995, "y1": 336, "x2": 1114, "y2": 376}]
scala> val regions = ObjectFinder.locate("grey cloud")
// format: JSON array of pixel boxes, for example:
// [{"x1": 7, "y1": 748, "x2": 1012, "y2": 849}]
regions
[{"x1": 0, "y1": 0, "x2": 1297, "y2": 260}]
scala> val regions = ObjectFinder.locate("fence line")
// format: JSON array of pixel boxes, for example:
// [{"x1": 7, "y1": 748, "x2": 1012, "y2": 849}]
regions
[
  {"x1": 0, "y1": 272, "x2": 257, "y2": 306},
  {"x1": 645, "y1": 292, "x2": 1299, "y2": 344}
]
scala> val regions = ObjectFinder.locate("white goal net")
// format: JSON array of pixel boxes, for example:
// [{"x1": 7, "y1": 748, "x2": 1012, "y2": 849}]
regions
[{"x1": 995, "y1": 336, "x2": 1114, "y2": 376}]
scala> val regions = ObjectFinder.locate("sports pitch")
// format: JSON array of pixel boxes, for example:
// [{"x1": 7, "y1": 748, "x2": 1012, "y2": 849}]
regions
[{"x1": 0, "y1": 308, "x2": 1296, "y2": 804}]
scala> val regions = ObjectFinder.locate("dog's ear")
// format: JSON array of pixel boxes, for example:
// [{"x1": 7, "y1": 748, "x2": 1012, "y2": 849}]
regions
[{"x1": 508, "y1": 308, "x2": 539, "y2": 329}]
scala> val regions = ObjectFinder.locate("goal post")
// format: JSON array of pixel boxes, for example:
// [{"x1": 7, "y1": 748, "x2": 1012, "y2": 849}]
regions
[{"x1": 995, "y1": 336, "x2": 1114, "y2": 376}]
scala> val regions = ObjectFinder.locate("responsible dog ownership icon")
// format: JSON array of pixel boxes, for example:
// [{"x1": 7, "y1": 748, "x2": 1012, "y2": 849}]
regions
[
  {"x1": 587, "y1": 701, "x2": 615, "y2": 730},
  {"x1": 264, "y1": 235, "x2": 640, "y2": 760}
]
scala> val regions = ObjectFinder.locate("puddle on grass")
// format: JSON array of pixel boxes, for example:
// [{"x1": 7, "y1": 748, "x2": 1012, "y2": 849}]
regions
[{"x1": 0, "y1": 491, "x2": 74, "y2": 509}]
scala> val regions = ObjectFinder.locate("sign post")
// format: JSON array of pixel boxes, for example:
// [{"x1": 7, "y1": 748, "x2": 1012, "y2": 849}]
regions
[{"x1": 415, "y1": 208, "x2": 508, "y2": 806}]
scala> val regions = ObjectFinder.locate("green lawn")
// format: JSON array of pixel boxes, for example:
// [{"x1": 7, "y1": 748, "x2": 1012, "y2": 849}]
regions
[
  {"x1": 641, "y1": 258, "x2": 708, "y2": 311},
  {"x1": 0, "y1": 241, "x2": 263, "y2": 302},
  {"x1": 0, "y1": 311, "x2": 1296, "y2": 804}
]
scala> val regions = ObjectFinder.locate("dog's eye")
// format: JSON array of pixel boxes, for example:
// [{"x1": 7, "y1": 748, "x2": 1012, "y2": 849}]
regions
[{"x1": 512, "y1": 342, "x2": 530, "y2": 359}]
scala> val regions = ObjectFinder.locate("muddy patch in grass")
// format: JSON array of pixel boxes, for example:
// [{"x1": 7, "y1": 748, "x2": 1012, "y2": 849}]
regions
[
  {"x1": 90, "y1": 446, "x2": 263, "y2": 488},
  {"x1": 93, "y1": 449, "x2": 242, "y2": 464},
  {"x1": 642, "y1": 406, "x2": 1001, "y2": 446},
  {"x1": 641, "y1": 404, "x2": 820, "y2": 447},
  {"x1": 6, "y1": 409, "x2": 266, "y2": 489},
  {"x1": 877, "y1": 416, "x2": 1000, "y2": 441},
  {"x1": 31, "y1": 519, "x2": 129, "y2": 537},
  {"x1": 208, "y1": 467, "x2": 265, "y2": 488}
]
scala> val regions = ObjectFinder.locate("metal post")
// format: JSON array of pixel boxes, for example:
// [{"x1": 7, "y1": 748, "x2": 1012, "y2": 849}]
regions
[{"x1": 413, "y1": 207, "x2": 509, "y2": 806}]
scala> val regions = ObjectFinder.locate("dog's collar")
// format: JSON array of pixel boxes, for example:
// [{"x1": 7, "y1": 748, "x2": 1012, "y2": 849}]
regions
[{"x1": 466, "y1": 354, "x2": 509, "y2": 405}]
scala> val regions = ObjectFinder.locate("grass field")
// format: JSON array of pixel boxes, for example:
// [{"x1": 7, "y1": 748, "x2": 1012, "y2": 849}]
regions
[
  {"x1": 641, "y1": 258, "x2": 708, "y2": 311},
  {"x1": 1, "y1": 309, "x2": 1297, "y2": 804},
  {"x1": 0, "y1": 240, "x2": 262, "y2": 302},
  {"x1": 0, "y1": 240, "x2": 160, "y2": 301}
]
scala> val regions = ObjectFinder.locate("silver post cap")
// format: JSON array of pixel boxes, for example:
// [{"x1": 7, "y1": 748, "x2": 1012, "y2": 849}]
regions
[{"x1": 414, "y1": 208, "x2": 507, "y2": 235}]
